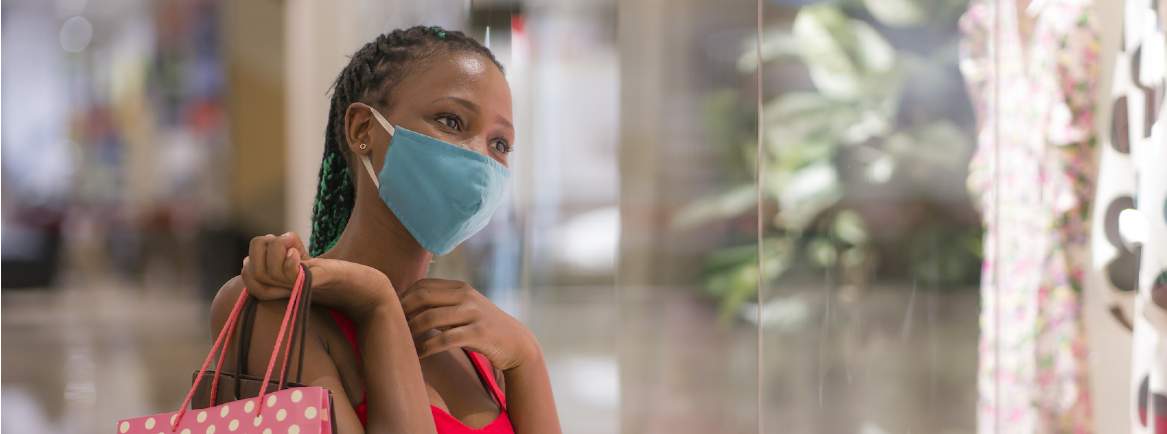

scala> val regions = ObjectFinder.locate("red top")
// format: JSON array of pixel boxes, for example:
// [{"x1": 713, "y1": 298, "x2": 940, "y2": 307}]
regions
[{"x1": 327, "y1": 310, "x2": 515, "y2": 433}]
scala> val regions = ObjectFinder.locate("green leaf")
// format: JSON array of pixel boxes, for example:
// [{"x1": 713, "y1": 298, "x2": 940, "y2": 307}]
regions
[
  {"x1": 832, "y1": 210, "x2": 868, "y2": 245},
  {"x1": 793, "y1": 5, "x2": 897, "y2": 98},
  {"x1": 863, "y1": 0, "x2": 926, "y2": 27},
  {"x1": 775, "y1": 162, "x2": 841, "y2": 230},
  {"x1": 808, "y1": 237, "x2": 837, "y2": 266},
  {"x1": 738, "y1": 28, "x2": 801, "y2": 72},
  {"x1": 703, "y1": 238, "x2": 794, "y2": 321},
  {"x1": 672, "y1": 184, "x2": 759, "y2": 229}
]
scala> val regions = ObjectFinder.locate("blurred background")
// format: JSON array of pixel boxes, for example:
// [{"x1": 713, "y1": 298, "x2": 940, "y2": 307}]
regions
[{"x1": 0, "y1": 0, "x2": 1149, "y2": 433}]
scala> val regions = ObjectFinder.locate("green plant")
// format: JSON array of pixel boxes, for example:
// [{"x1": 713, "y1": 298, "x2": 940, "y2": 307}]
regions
[{"x1": 676, "y1": 0, "x2": 980, "y2": 320}]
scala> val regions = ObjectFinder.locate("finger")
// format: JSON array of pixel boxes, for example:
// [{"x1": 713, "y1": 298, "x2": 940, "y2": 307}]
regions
[
  {"x1": 280, "y1": 232, "x2": 309, "y2": 260},
  {"x1": 407, "y1": 306, "x2": 477, "y2": 338},
  {"x1": 264, "y1": 234, "x2": 290, "y2": 285},
  {"x1": 416, "y1": 325, "x2": 477, "y2": 359},
  {"x1": 400, "y1": 285, "x2": 467, "y2": 316},
  {"x1": 242, "y1": 257, "x2": 279, "y2": 300},
  {"x1": 248, "y1": 235, "x2": 271, "y2": 284},
  {"x1": 282, "y1": 249, "x2": 301, "y2": 282}
]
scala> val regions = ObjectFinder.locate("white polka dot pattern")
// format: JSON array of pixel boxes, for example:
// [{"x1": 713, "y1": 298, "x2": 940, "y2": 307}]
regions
[{"x1": 114, "y1": 387, "x2": 332, "y2": 434}]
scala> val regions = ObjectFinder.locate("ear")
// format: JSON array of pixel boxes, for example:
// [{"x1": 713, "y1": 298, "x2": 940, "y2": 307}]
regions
[{"x1": 343, "y1": 103, "x2": 378, "y2": 160}]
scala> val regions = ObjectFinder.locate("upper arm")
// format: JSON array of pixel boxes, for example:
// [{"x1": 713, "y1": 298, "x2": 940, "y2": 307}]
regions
[{"x1": 209, "y1": 277, "x2": 365, "y2": 434}]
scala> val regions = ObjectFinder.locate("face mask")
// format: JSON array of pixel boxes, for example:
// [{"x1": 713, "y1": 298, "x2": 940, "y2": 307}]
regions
[{"x1": 355, "y1": 103, "x2": 510, "y2": 255}]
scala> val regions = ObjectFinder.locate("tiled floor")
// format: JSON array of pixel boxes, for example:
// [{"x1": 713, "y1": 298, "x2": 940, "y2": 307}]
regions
[{"x1": 2, "y1": 281, "x2": 978, "y2": 434}]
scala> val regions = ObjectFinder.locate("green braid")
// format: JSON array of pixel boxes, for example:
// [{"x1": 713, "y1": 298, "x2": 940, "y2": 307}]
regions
[{"x1": 308, "y1": 25, "x2": 502, "y2": 257}]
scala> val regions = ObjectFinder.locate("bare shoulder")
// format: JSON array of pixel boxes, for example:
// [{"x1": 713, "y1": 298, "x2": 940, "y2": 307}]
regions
[
  {"x1": 208, "y1": 276, "x2": 339, "y2": 377},
  {"x1": 205, "y1": 276, "x2": 362, "y2": 414},
  {"x1": 209, "y1": 275, "x2": 246, "y2": 334},
  {"x1": 208, "y1": 275, "x2": 346, "y2": 352}
]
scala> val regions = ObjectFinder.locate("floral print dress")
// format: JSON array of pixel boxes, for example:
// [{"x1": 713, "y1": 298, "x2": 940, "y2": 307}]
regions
[{"x1": 959, "y1": 0, "x2": 1101, "y2": 433}]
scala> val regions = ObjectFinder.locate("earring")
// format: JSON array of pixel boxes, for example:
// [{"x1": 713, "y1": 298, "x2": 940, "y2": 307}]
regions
[{"x1": 359, "y1": 143, "x2": 367, "y2": 150}]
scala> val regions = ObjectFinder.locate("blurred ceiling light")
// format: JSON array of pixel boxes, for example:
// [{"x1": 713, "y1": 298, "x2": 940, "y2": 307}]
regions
[
  {"x1": 555, "y1": 207, "x2": 619, "y2": 273},
  {"x1": 59, "y1": 16, "x2": 93, "y2": 53}
]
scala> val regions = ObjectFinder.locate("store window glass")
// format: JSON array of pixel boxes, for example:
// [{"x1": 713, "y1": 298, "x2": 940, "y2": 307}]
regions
[{"x1": 5, "y1": 1, "x2": 1163, "y2": 434}]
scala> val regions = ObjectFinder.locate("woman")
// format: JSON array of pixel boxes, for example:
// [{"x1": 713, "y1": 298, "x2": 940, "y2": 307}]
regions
[{"x1": 209, "y1": 26, "x2": 561, "y2": 434}]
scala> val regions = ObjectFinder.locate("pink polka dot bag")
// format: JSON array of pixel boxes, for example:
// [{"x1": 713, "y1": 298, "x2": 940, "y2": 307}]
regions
[{"x1": 116, "y1": 266, "x2": 335, "y2": 434}]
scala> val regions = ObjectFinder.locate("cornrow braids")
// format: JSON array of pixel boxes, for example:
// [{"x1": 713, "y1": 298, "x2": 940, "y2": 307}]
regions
[{"x1": 308, "y1": 25, "x2": 502, "y2": 256}]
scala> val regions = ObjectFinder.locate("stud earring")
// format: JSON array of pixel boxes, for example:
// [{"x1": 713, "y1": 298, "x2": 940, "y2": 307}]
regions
[{"x1": 359, "y1": 143, "x2": 367, "y2": 150}]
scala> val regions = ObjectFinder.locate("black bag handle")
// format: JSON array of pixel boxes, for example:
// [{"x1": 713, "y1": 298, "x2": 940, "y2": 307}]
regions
[{"x1": 233, "y1": 265, "x2": 313, "y2": 395}]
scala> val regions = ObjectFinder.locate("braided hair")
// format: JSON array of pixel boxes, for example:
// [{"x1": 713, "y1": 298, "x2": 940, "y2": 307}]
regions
[{"x1": 309, "y1": 25, "x2": 502, "y2": 256}]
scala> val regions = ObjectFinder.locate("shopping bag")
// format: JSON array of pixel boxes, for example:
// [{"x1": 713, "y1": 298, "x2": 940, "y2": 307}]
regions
[{"x1": 115, "y1": 265, "x2": 336, "y2": 433}]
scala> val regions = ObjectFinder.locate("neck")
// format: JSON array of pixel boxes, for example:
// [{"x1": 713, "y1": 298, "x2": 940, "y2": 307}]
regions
[{"x1": 319, "y1": 196, "x2": 432, "y2": 296}]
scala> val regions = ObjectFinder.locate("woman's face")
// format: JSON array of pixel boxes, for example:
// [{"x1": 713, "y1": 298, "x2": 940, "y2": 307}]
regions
[{"x1": 347, "y1": 50, "x2": 515, "y2": 169}]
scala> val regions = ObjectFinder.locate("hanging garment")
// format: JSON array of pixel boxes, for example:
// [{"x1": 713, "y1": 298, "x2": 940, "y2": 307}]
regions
[
  {"x1": 959, "y1": 0, "x2": 1102, "y2": 432},
  {"x1": 1091, "y1": 0, "x2": 1167, "y2": 433}
]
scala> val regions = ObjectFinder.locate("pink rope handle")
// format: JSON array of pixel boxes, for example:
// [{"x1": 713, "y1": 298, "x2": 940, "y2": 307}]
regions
[
  {"x1": 211, "y1": 265, "x2": 309, "y2": 407},
  {"x1": 254, "y1": 267, "x2": 307, "y2": 417},
  {"x1": 273, "y1": 270, "x2": 305, "y2": 396},
  {"x1": 207, "y1": 288, "x2": 246, "y2": 407},
  {"x1": 171, "y1": 288, "x2": 249, "y2": 431},
  {"x1": 170, "y1": 266, "x2": 308, "y2": 431}
]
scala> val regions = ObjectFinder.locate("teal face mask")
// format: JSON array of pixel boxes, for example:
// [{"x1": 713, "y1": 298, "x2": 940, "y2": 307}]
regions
[{"x1": 356, "y1": 104, "x2": 510, "y2": 255}]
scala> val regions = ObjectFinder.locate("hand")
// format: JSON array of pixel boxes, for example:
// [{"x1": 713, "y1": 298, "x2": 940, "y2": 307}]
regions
[
  {"x1": 241, "y1": 232, "x2": 309, "y2": 301},
  {"x1": 401, "y1": 279, "x2": 539, "y2": 371},
  {"x1": 241, "y1": 232, "x2": 396, "y2": 321}
]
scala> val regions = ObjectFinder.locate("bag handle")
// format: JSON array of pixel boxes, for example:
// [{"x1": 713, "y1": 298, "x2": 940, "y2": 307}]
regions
[
  {"x1": 214, "y1": 267, "x2": 314, "y2": 406},
  {"x1": 254, "y1": 266, "x2": 309, "y2": 417},
  {"x1": 232, "y1": 297, "x2": 258, "y2": 400},
  {"x1": 207, "y1": 268, "x2": 312, "y2": 406},
  {"x1": 172, "y1": 266, "x2": 310, "y2": 431},
  {"x1": 257, "y1": 267, "x2": 313, "y2": 390}
]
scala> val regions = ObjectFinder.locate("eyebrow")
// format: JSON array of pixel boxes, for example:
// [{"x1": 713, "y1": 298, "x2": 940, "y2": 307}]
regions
[
  {"x1": 434, "y1": 96, "x2": 479, "y2": 113},
  {"x1": 433, "y1": 96, "x2": 514, "y2": 131}
]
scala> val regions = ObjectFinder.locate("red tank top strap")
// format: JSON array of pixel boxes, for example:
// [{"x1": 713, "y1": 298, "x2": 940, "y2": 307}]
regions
[
  {"x1": 328, "y1": 308, "x2": 361, "y2": 355},
  {"x1": 328, "y1": 309, "x2": 369, "y2": 425},
  {"x1": 328, "y1": 309, "x2": 509, "y2": 429},
  {"x1": 464, "y1": 351, "x2": 507, "y2": 410}
]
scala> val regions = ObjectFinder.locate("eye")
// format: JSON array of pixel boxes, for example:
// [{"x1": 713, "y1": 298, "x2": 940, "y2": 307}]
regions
[
  {"x1": 490, "y1": 138, "x2": 513, "y2": 154},
  {"x1": 435, "y1": 113, "x2": 464, "y2": 131}
]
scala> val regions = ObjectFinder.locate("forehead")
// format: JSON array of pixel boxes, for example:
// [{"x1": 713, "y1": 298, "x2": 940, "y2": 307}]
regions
[{"x1": 390, "y1": 51, "x2": 511, "y2": 113}]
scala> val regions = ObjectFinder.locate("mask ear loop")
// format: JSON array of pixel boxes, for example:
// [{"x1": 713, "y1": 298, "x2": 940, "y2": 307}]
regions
[
  {"x1": 360, "y1": 154, "x2": 380, "y2": 188},
  {"x1": 355, "y1": 103, "x2": 396, "y2": 189}
]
